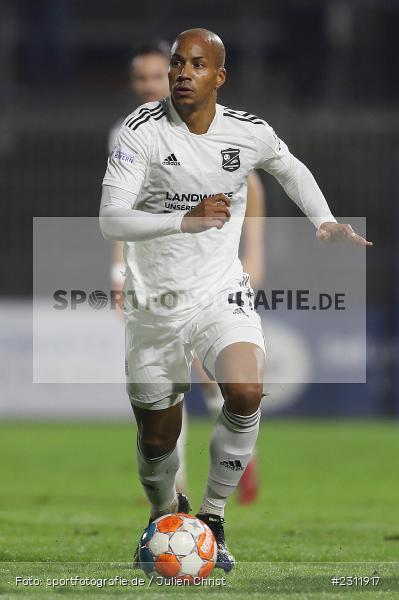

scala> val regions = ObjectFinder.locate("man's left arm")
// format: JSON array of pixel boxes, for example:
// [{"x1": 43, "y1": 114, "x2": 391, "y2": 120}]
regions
[{"x1": 255, "y1": 126, "x2": 373, "y2": 247}]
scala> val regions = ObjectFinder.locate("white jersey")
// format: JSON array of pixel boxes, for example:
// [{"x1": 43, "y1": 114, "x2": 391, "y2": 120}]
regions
[{"x1": 102, "y1": 96, "x2": 334, "y2": 319}]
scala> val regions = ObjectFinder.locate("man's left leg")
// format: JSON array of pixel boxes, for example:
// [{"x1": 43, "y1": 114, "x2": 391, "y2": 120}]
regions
[{"x1": 197, "y1": 341, "x2": 265, "y2": 571}]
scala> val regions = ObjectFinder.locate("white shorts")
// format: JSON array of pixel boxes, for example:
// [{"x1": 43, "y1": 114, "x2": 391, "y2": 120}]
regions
[{"x1": 125, "y1": 276, "x2": 265, "y2": 410}]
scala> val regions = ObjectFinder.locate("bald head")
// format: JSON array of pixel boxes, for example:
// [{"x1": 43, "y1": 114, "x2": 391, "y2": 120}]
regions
[
  {"x1": 173, "y1": 28, "x2": 225, "y2": 69},
  {"x1": 169, "y1": 28, "x2": 226, "y2": 114}
]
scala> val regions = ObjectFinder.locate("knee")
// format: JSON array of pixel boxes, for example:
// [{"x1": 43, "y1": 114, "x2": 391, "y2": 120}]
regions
[
  {"x1": 133, "y1": 397, "x2": 183, "y2": 460},
  {"x1": 139, "y1": 427, "x2": 180, "y2": 460},
  {"x1": 223, "y1": 382, "x2": 262, "y2": 416}
]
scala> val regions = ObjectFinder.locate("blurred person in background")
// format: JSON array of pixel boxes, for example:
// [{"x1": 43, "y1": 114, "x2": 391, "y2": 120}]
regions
[{"x1": 108, "y1": 40, "x2": 267, "y2": 504}]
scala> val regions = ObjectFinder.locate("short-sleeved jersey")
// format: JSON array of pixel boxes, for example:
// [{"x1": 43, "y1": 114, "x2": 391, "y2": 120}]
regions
[{"x1": 103, "y1": 96, "x2": 286, "y2": 318}]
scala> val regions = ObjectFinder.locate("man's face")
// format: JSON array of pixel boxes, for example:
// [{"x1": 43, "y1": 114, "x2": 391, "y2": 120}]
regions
[
  {"x1": 130, "y1": 54, "x2": 170, "y2": 104},
  {"x1": 169, "y1": 36, "x2": 225, "y2": 109}
]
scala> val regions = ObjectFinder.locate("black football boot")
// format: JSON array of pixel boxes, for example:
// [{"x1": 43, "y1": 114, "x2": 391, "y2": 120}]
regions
[{"x1": 196, "y1": 513, "x2": 235, "y2": 573}]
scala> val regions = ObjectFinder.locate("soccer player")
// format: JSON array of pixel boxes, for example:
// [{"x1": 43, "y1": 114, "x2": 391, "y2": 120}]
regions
[
  {"x1": 109, "y1": 40, "x2": 266, "y2": 501},
  {"x1": 100, "y1": 28, "x2": 372, "y2": 572}
]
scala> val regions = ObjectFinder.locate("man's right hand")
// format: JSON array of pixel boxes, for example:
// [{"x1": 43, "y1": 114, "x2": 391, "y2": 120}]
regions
[{"x1": 181, "y1": 194, "x2": 231, "y2": 233}]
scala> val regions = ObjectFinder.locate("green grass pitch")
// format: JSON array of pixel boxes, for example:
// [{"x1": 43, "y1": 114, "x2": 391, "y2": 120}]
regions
[{"x1": 0, "y1": 420, "x2": 398, "y2": 598}]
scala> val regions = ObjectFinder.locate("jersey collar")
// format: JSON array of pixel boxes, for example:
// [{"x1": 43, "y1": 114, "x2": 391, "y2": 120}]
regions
[{"x1": 165, "y1": 96, "x2": 220, "y2": 136}]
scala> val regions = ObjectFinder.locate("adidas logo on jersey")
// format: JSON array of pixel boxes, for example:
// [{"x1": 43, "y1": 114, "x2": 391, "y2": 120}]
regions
[{"x1": 162, "y1": 153, "x2": 180, "y2": 166}]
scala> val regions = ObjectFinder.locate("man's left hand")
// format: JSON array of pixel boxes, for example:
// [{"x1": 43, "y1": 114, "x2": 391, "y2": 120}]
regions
[{"x1": 316, "y1": 222, "x2": 373, "y2": 247}]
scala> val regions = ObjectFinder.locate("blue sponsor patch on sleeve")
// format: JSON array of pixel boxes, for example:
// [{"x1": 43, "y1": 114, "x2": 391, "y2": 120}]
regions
[{"x1": 112, "y1": 145, "x2": 135, "y2": 164}]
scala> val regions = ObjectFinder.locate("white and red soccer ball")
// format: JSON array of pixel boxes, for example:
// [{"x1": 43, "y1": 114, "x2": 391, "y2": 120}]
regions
[{"x1": 138, "y1": 513, "x2": 217, "y2": 583}]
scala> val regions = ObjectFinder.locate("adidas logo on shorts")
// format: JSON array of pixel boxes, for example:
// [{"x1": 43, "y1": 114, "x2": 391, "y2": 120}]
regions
[{"x1": 162, "y1": 152, "x2": 180, "y2": 166}]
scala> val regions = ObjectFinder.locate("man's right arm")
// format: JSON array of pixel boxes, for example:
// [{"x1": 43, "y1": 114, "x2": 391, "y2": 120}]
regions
[
  {"x1": 99, "y1": 185, "x2": 184, "y2": 241},
  {"x1": 100, "y1": 119, "x2": 231, "y2": 240},
  {"x1": 100, "y1": 121, "x2": 184, "y2": 241}
]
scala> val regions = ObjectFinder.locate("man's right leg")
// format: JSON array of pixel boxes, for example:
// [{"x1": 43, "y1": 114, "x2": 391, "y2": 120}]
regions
[
  {"x1": 133, "y1": 398, "x2": 183, "y2": 521},
  {"x1": 124, "y1": 315, "x2": 192, "y2": 527}
]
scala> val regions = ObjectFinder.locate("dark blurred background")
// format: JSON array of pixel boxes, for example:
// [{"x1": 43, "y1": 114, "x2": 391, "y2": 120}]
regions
[{"x1": 1, "y1": 0, "x2": 398, "y2": 417}]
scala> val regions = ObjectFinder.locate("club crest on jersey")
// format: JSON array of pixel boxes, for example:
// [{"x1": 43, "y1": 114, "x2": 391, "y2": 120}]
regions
[{"x1": 221, "y1": 148, "x2": 240, "y2": 172}]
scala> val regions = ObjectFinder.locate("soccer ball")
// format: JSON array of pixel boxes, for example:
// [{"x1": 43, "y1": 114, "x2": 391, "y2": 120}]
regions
[{"x1": 138, "y1": 513, "x2": 217, "y2": 583}]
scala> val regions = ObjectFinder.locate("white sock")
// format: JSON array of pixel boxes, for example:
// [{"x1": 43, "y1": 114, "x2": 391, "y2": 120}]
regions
[
  {"x1": 175, "y1": 404, "x2": 187, "y2": 493},
  {"x1": 198, "y1": 405, "x2": 260, "y2": 518},
  {"x1": 136, "y1": 437, "x2": 179, "y2": 520}
]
